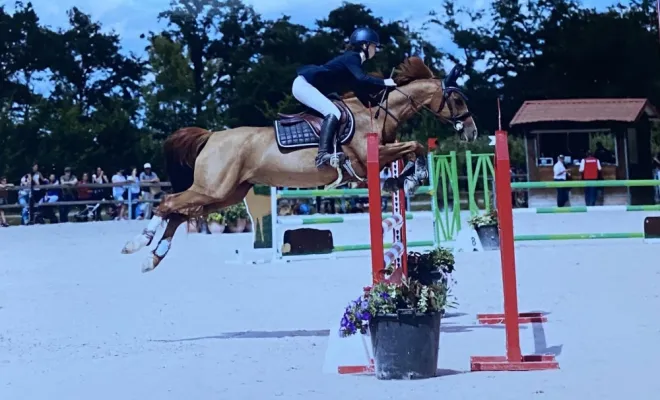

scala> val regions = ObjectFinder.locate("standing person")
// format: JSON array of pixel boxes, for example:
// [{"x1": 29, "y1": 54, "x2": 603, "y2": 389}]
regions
[
  {"x1": 292, "y1": 27, "x2": 397, "y2": 168},
  {"x1": 0, "y1": 176, "x2": 13, "y2": 227},
  {"x1": 59, "y1": 167, "x2": 78, "y2": 222},
  {"x1": 112, "y1": 168, "x2": 127, "y2": 220},
  {"x1": 139, "y1": 163, "x2": 161, "y2": 219},
  {"x1": 579, "y1": 151, "x2": 601, "y2": 206},
  {"x1": 553, "y1": 155, "x2": 569, "y2": 207}
]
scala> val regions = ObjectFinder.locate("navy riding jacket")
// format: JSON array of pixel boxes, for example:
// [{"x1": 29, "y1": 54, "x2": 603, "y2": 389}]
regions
[{"x1": 297, "y1": 51, "x2": 387, "y2": 96}]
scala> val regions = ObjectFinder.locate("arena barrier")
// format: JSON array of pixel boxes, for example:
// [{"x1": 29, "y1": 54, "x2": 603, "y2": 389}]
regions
[{"x1": 470, "y1": 130, "x2": 560, "y2": 371}]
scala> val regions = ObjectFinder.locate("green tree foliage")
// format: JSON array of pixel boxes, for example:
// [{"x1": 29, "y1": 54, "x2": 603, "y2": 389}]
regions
[{"x1": 1, "y1": 0, "x2": 659, "y2": 179}]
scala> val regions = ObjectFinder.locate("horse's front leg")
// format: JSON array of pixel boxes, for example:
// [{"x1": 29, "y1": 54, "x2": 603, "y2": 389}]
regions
[{"x1": 378, "y1": 141, "x2": 428, "y2": 195}]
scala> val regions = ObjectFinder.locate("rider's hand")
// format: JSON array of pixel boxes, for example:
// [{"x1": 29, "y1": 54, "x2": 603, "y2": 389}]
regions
[{"x1": 384, "y1": 78, "x2": 397, "y2": 87}]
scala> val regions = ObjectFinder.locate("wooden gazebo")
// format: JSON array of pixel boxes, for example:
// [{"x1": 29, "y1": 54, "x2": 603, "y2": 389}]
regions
[{"x1": 509, "y1": 98, "x2": 659, "y2": 206}]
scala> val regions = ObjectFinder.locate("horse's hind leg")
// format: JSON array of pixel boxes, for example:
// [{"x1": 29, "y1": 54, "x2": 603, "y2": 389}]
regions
[
  {"x1": 137, "y1": 188, "x2": 215, "y2": 272},
  {"x1": 141, "y1": 182, "x2": 253, "y2": 273},
  {"x1": 141, "y1": 213, "x2": 187, "y2": 272},
  {"x1": 121, "y1": 190, "x2": 213, "y2": 255}
]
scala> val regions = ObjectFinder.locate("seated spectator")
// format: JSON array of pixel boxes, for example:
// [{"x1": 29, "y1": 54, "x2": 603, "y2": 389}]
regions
[
  {"x1": 44, "y1": 174, "x2": 60, "y2": 203},
  {"x1": 77, "y1": 173, "x2": 92, "y2": 201}
]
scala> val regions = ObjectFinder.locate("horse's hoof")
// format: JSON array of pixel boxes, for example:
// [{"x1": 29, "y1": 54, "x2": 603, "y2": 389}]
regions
[
  {"x1": 141, "y1": 255, "x2": 158, "y2": 273},
  {"x1": 121, "y1": 234, "x2": 149, "y2": 254}
]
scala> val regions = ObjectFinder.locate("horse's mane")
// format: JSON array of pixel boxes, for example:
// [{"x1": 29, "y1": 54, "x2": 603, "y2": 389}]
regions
[
  {"x1": 393, "y1": 56, "x2": 435, "y2": 85},
  {"x1": 341, "y1": 56, "x2": 434, "y2": 100}
]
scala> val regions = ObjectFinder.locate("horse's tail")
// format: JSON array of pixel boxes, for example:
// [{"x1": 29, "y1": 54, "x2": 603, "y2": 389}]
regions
[{"x1": 163, "y1": 127, "x2": 212, "y2": 194}]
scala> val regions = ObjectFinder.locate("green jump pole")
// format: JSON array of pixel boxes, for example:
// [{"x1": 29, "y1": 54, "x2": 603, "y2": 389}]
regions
[
  {"x1": 511, "y1": 179, "x2": 660, "y2": 189},
  {"x1": 332, "y1": 240, "x2": 435, "y2": 252},
  {"x1": 277, "y1": 186, "x2": 433, "y2": 198},
  {"x1": 298, "y1": 213, "x2": 414, "y2": 225},
  {"x1": 514, "y1": 232, "x2": 643, "y2": 241}
]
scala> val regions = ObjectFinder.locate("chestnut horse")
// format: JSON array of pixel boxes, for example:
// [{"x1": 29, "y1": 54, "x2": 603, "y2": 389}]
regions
[{"x1": 121, "y1": 57, "x2": 477, "y2": 272}]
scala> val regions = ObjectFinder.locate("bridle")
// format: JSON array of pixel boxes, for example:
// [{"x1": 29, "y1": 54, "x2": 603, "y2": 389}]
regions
[{"x1": 373, "y1": 76, "x2": 472, "y2": 134}]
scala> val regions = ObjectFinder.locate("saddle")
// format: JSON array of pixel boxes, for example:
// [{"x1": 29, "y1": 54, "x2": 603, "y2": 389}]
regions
[{"x1": 274, "y1": 97, "x2": 356, "y2": 149}]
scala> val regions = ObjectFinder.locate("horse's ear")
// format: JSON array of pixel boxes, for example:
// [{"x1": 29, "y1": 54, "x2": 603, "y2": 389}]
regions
[{"x1": 444, "y1": 64, "x2": 464, "y2": 86}]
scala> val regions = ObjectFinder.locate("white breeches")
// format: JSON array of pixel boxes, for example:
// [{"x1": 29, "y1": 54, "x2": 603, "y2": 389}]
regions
[{"x1": 291, "y1": 76, "x2": 341, "y2": 119}]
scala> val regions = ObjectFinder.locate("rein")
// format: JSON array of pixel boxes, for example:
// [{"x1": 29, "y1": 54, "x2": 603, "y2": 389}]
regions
[{"x1": 373, "y1": 78, "x2": 472, "y2": 133}]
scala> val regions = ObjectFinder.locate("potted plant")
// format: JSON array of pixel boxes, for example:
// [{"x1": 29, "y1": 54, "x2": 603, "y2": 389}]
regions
[
  {"x1": 207, "y1": 212, "x2": 225, "y2": 233},
  {"x1": 339, "y1": 247, "x2": 457, "y2": 380},
  {"x1": 224, "y1": 202, "x2": 249, "y2": 233},
  {"x1": 467, "y1": 208, "x2": 500, "y2": 250}
]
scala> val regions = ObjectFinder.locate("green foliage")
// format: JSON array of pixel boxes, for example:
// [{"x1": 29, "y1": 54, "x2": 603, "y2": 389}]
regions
[
  {"x1": 223, "y1": 201, "x2": 248, "y2": 223},
  {"x1": 207, "y1": 212, "x2": 224, "y2": 223},
  {"x1": 467, "y1": 207, "x2": 498, "y2": 228},
  {"x1": 1, "y1": 0, "x2": 659, "y2": 181},
  {"x1": 340, "y1": 248, "x2": 457, "y2": 337}
]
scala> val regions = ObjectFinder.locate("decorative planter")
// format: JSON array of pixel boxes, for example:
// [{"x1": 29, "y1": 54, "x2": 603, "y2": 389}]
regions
[
  {"x1": 475, "y1": 224, "x2": 500, "y2": 250},
  {"x1": 369, "y1": 311, "x2": 442, "y2": 380},
  {"x1": 227, "y1": 218, "x2": 247, "y2": 233},
  {"x1": 208, "y1": 222, "x2": 226, "y2": 234}
]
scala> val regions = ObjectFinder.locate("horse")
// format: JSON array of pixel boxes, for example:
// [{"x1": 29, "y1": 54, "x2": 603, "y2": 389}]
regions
[{"x1": 121, "y1": 56, "x2": 477, "y2": 272}]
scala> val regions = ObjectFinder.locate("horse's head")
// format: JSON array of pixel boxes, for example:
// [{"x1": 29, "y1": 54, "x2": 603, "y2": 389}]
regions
[{"x1": 393, "y1": 57, "x2": 477, "y2": 142}]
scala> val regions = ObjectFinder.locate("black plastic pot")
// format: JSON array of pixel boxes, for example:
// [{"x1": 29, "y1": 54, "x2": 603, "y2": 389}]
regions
[
  {"x1": 475, "y1": 224, "x2": 500, "y2": 250},
  {"x1": 369, "y1": 311, "x2": 442, "y2": 380}
]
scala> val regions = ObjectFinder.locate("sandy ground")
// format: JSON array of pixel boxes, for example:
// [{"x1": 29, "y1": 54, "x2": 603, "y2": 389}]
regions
[{"x1": 1, "y1": 212, "x2": 660, "y2": 400}]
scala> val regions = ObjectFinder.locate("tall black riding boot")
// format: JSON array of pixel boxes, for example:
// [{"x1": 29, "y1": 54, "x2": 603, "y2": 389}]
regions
[{"x1": 315, "y1": 114, "x2": 344, "y2": 169}]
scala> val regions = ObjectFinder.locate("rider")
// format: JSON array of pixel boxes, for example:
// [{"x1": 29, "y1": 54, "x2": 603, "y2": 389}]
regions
[{"x1": 292, "y1": 27, "x2": 397, "y2": 169}]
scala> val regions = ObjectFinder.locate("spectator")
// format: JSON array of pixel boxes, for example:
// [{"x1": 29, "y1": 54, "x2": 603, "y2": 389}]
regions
[
  {"x1": 31, "y1": 163, "x2": 45, "y2": 206},
  {"x1": 77, "y1": 173, "x2": 93, "y2": 201},
  {"x1": 127, "y1": 167, "x2": 142, "y2": 219},
  {"x1": 0, "y1": 176, "x2": 12, "y2": 227},
  {"x1": 19, "y1": 174, "x2": 31, "y2": 225},
  {"x1": 44, "y1": 174, "x2": 60, "y2": 203},
  {"x1": 93, "y1": 167, "x2": 110, "y2": 219},
  {"x1": 579, "y1": 151, "x2": 601, "y2": 206},
  {"x1": 111, "y1": 168, "x2": 127, "y2": 220},
  {"x1": 59, "y1": 167, "x2": 78, "y2": 223},
  {"x1": 553, "y1": 154, "x2": 569, "y2": 207},
  {"x1": 139, "y1": 163, "x2": 161, "y2": 218}
]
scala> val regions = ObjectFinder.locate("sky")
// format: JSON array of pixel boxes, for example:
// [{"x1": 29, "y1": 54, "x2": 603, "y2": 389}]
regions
[{"x1": 6, "y1": 0, "x2": 621, "y2": 59}]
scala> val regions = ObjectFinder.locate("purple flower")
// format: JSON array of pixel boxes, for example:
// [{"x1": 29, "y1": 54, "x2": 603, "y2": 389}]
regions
[
  {"x1": 380, "y1": 292, "x2": 390, "y2": 299},
  {"x1": 361, "y1": 311, "x2": 371, "y2": 320},
  {"x1": 340, "y1": 316, "x2": 349, "y2": 328}
]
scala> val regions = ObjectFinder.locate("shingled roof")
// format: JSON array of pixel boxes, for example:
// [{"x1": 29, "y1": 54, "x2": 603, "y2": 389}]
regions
[{"x1": 509, "y1": 98, "x2": 658, "y2": 126}]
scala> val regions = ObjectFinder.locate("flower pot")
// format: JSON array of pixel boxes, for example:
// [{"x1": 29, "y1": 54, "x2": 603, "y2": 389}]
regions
[
  {"x1": 227, "y1": 218, "x2": 247, "y2": 233},
  {"x1": 208, "y1": 222, "x2": 225, "y2": 234},
  {"x1": 475, "y1": 224, "x2": 500, "y2": 250},
  {"x1": 369, "y1": 311, "x2": 442, "y2": 380}
]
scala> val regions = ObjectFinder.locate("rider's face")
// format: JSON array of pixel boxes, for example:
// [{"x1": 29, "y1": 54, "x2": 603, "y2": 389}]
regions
[{"x1": 367, "y1": 43, "x2": 377, "y2": 59}]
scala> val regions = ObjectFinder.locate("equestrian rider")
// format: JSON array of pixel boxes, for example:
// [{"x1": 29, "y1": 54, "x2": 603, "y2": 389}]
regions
[{"x1": 292, "y1": 27, "x2": 397, "y2": 169}]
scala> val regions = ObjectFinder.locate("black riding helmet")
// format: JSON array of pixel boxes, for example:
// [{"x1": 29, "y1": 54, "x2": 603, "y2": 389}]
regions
[{"x1": 349, "y1": 27, "x2": 380, "y2": 47}]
